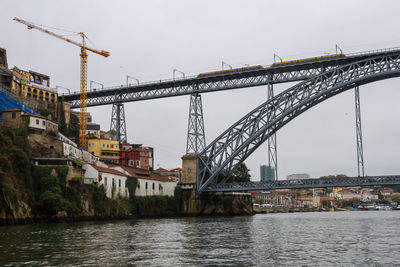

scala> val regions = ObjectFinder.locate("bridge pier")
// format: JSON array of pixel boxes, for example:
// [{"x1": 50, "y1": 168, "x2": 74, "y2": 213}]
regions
[
  {"x1": 186, "y1": 93, "x2": 206, "y2": 154},
  {"x1": 354, "y1": 85, "x2": 365, "y2": 176},
  {"x1": 267, "y1": 80, "x2": 278, "y2": 180},
  {"x1": 180, "y1": 154, "x2": 253, "y2": 215},
  {"x1": 110, "y1": 102, "x2": 127, "y2": 143}
]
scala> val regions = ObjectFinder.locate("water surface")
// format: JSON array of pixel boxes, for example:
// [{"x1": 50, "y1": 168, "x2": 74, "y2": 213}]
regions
[{"x1": 1, "y1": 211, "x2": 400, "y2": 266}]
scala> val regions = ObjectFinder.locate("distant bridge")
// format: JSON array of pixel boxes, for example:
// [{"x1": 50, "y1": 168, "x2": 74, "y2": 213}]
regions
[{"x1": 203, "y1": 175, "x2": 400, "y2": 193}]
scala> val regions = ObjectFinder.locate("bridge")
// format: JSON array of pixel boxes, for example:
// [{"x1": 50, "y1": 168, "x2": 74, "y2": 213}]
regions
[
  {"x1": 61, "y1": 46, "x2": 400, "y2": 195},
  {"x1": 203, "y1": 175, "x2": 400, "y2": 193}
]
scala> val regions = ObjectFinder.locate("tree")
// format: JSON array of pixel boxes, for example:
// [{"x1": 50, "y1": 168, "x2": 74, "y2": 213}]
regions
[
  {"x1": 390, "y1": 193, "x2": 400, "y2": 203},
  {"x1": 228, "y1": 163, "x2": 251, "y2": 183}
]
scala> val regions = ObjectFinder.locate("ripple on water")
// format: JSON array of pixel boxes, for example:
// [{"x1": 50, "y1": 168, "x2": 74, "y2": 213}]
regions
[{"x1": 1, "y1": 212, "x2": 400, "y2": 266}]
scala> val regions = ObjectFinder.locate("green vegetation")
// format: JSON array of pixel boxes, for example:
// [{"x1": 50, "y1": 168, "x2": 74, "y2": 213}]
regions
[
  {"x1": 228, "y1": 163, "x2": 251, "y2": 183},
  {"x1": 0, "y1": 126, "x2": 182, "y2": 225},
  {"x1": 390, "y1": 193, "x2": 400, "y2": 203}
]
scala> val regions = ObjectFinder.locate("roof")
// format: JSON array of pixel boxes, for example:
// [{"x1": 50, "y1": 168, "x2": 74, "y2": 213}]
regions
[
  {"x1": 0, "y1": 108, "x2": 23, "y2": 113},
  {"x1": 87, "y1": 123, "x2": 100, "y2": 130},
  {"x1": 22, "y1": 113, "x2": 58, "y2": 124},
  {"x1": 92, "y1": 165, "x2": 126, "y2": 177},
  {"x1": 170, "y1": 168, "x2": 182, "y2": 172},
  {"x1": 112, "y1": 164, "x2": 174, "y2": 182}
]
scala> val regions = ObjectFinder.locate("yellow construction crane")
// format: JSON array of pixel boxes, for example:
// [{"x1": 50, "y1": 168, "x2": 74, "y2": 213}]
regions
[{"x1": 13, "y1": 17, "x2": 110, "y2": 149}]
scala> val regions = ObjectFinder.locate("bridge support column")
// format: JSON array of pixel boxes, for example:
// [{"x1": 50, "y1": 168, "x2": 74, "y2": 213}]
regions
[
  {"x1": 110, "y1": 103, "x2": 127, "y2": 143},
  {"x1": 354, "y1": 85, "x2": 365, "y2": 177},
  {"x1": 267, "y1": 82, "x2": 278, "y2": 180},
  {"x1": 186, "y1": 93, "x2": 206, "y2": 154}
]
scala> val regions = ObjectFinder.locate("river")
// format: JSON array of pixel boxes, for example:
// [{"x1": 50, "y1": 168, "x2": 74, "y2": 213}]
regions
[{"x1": 1, "y1": 211, "x2": 400, "y2": 266}]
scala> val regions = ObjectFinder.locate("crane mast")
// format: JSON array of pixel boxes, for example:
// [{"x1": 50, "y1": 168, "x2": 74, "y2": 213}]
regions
[{"x1": 13, "y1": 17, "x2": 109, "y2": 149}]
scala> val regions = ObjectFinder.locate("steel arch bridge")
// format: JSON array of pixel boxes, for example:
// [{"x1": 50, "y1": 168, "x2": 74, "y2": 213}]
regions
[{"x1": 197, "y1": 52, "x2": 400, "y2": 194}]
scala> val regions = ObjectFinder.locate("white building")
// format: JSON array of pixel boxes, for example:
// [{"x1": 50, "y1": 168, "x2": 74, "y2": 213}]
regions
[
  {"x1": 110, "y1": 165, "x2": 178, "y2": 197},
  {"x1": 83, "y1": 164, "x2": 129, "y2": 199},
  {"x1": 287, "y1": 173, "x2": 311, "y2": 180},
  {"x1": 59, "y1": 133, "x2": 99, "y2": 165}
]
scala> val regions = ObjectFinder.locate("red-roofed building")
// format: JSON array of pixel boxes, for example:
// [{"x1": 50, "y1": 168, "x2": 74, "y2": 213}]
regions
[
  {"x1": 83, "y1": 164, "x2": 129, "y2": 199},
  {"x1": 109, "y1": 164, "x2": 177, "y2": 196},
  {"x1": 120, "y1": 145, "x2": 154, "y2": 170}
]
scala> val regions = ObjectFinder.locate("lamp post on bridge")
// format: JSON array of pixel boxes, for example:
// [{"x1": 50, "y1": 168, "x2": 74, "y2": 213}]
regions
[
  {"x1": 222, "y1": 61, "x2": 233, "y2": 70},
  {"x1": 56, "y1": 85, "x2": 71, "y2": 95},
  {"x1": 126, "y1": 75, "x2": 139, "y2": 86},
  {"x1": 90, "y1": 80, "x2": 104, "y2": 91},
  {"x1": 173, "y1": 69, "x2": 185, "y2": 80}
]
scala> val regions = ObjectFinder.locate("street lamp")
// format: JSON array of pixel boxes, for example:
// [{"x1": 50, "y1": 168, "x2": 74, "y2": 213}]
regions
[
  {"x1": 56, "y1": 85, "x2": 71, "y2": 95},
  {"x1": 173, "y1": 69, "x2": 185, "y2": 80},
  {"x1": 90, "y1": 80, "x2": 104, "y2": 91},
  {"x1": 273, "y1": 54, "x2": 283, "y2": 63},
  {"x1": 126, "y1": 75, "x2": 139, "y2": 86},
  {"x1": 222, "y1": 61, "x2": 233, "y2": 70}
]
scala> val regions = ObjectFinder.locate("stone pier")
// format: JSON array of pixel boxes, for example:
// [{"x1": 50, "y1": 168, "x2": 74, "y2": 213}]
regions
[{"x1": 180, "y1": 154, "x2": 253, "y2": 216}]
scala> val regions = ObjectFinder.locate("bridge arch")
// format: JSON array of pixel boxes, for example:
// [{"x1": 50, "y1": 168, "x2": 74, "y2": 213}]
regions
[{"x1": 197, "y1": 52, "x2": 400, "y2": 194}]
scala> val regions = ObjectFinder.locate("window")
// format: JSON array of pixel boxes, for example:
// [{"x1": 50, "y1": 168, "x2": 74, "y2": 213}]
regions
[
  {"x1": 118, "y1": 179, "x2": 121, "y2": 187},
  {"x1": 159, "y1": 184, "x2": 162, "y2": 191},
  {"x1": 107, "y1": 144, "x2": 109, "y2": 148},
  {"x1": 152, "y1": 183, "x2": 155, "y2": 190},
  {"x1": 112, "y1": 178, "x2": 115, "y2": 186},
  {"x1": 104, "y1": 177, "x2": 108, "y2": 186},
  {"x1": 102, "y1": 144, "x2": 105, "y2": 148},
  {"x1": 12, "y1": 113, "x2": 16, "y2": 119},
  {"x1": 36, "y1": 119, "x2": 39, "y2": 125},
  {"x1": 137, "y1": 182, "x2": 140, "y2": 189},
  {"x1": 42, "y1": 121, "x2": 45, "y2": 126},
  {"x1": 145, "y1": 182, "x2": 148, "y2": 190}
]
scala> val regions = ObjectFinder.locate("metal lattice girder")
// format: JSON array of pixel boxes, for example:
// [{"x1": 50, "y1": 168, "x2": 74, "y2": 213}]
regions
[
  {"x1": 267, "y1": 81, "x2": 278, "y2": 180},
  {"x1": 197, "y1": 52, "x2": 400, "y2": 194},
  {"x1": 354, "y1": 86, "x2": 365, "y2": 177},
  {"x1": 110, "y1": 103, "x2": 127, "y2": 143},
  {"x1": 204, "y1": 175, "x2": 400, "y2": 192},
  {"x1": 62, "y1": 48, "x2": 400, "y2": 108},
  {"x1": 186, "y1": 93, "x2": 206, "y2": 154}
]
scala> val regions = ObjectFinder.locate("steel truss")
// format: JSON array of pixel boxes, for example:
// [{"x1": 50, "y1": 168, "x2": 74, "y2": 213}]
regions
[
  {"x1": 354, "y1": 85, "x2": 365, "y2": 176},
  {"x1": 186, "y1": 93, "x2": 206, "y2": 154},
  {"x1": 197, "y1": 52, "x2": 400, "y2": 194},
  {"x1": 110, "y1": 103, "x2": 127, "y2": 143},
  {"x1": 204, "y1": 175, "x2": 400, "y2": 192},
  {"x1": 62, "y1": 49, "x2": 400, "y2": 108},
  {"x1": 267, "y1": 80, "x2": 278, "y2": 180}
]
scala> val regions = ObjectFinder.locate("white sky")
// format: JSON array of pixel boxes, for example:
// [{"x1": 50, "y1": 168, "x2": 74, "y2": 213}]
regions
[{"x1": 1, "y1": 0, "x2": 400, "y2": 180}]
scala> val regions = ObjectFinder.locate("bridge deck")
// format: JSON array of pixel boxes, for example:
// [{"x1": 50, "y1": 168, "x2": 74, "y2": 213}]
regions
[
  {"x1": 61, "y1": 47, "x2": 400, "y2": 108},
  {"x1": 203, "y1": 175, "x2": 400, "y2": 192}
]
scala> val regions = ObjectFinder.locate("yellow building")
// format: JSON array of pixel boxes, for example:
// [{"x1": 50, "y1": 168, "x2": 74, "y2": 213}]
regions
[{"x1": 88, "y1": 138, "x2": 120, "y2": 164}]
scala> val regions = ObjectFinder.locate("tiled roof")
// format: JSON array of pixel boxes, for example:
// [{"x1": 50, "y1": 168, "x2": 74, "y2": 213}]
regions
[
  {"x1": 109, "y1": 164, "x2": 174, "y2": 182},
  {"x1": 92, "y1": 165, "x2": 126, "y2": 177},
  {"x1": 0, "y1": 108, "x2": 23, "y2": 112}
]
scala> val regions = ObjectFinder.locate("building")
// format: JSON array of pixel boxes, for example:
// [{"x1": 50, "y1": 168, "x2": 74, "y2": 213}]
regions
[
  {"x1": 88, "y1": 138, "x2": 120, "y2": 164},
  {"x1": 0, "y1": 48, "x2": 8, "y2": 69},
  {"x1": 59, "y1": 133, "x2": 98, "y2": 165},
  {"x1": 260, "y1": 165, "x2": 275, "y2": 182},
  {"x1": 110, "y1": 165, "x2": 177, "y2": 197},
  {"x1": 154, "y1": 167, "x2": 182, "y2": 182},
  {"x1": 86, "y1": 122, "x2": 100, "y2": 136},
  {"x1": 83, "y1": 164, "x2": 129, "y2": 199},
  {"x1": 287, "y1": 173, "x2": 311, "y2": 180},
  {"x1": 11, "y1": 67, "x2": 58, "y2": 114},
  {"x1": 0, "y1": 108, "x2": 25, "y2": 128},
  {"x1": 120, "y1": 145, "x2": 154, "y2": 170}
]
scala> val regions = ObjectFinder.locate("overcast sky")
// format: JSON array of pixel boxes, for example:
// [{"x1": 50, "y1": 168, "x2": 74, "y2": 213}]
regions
[{"x1": 2, "y1": 1, "x2": 400, "y2": 180}]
